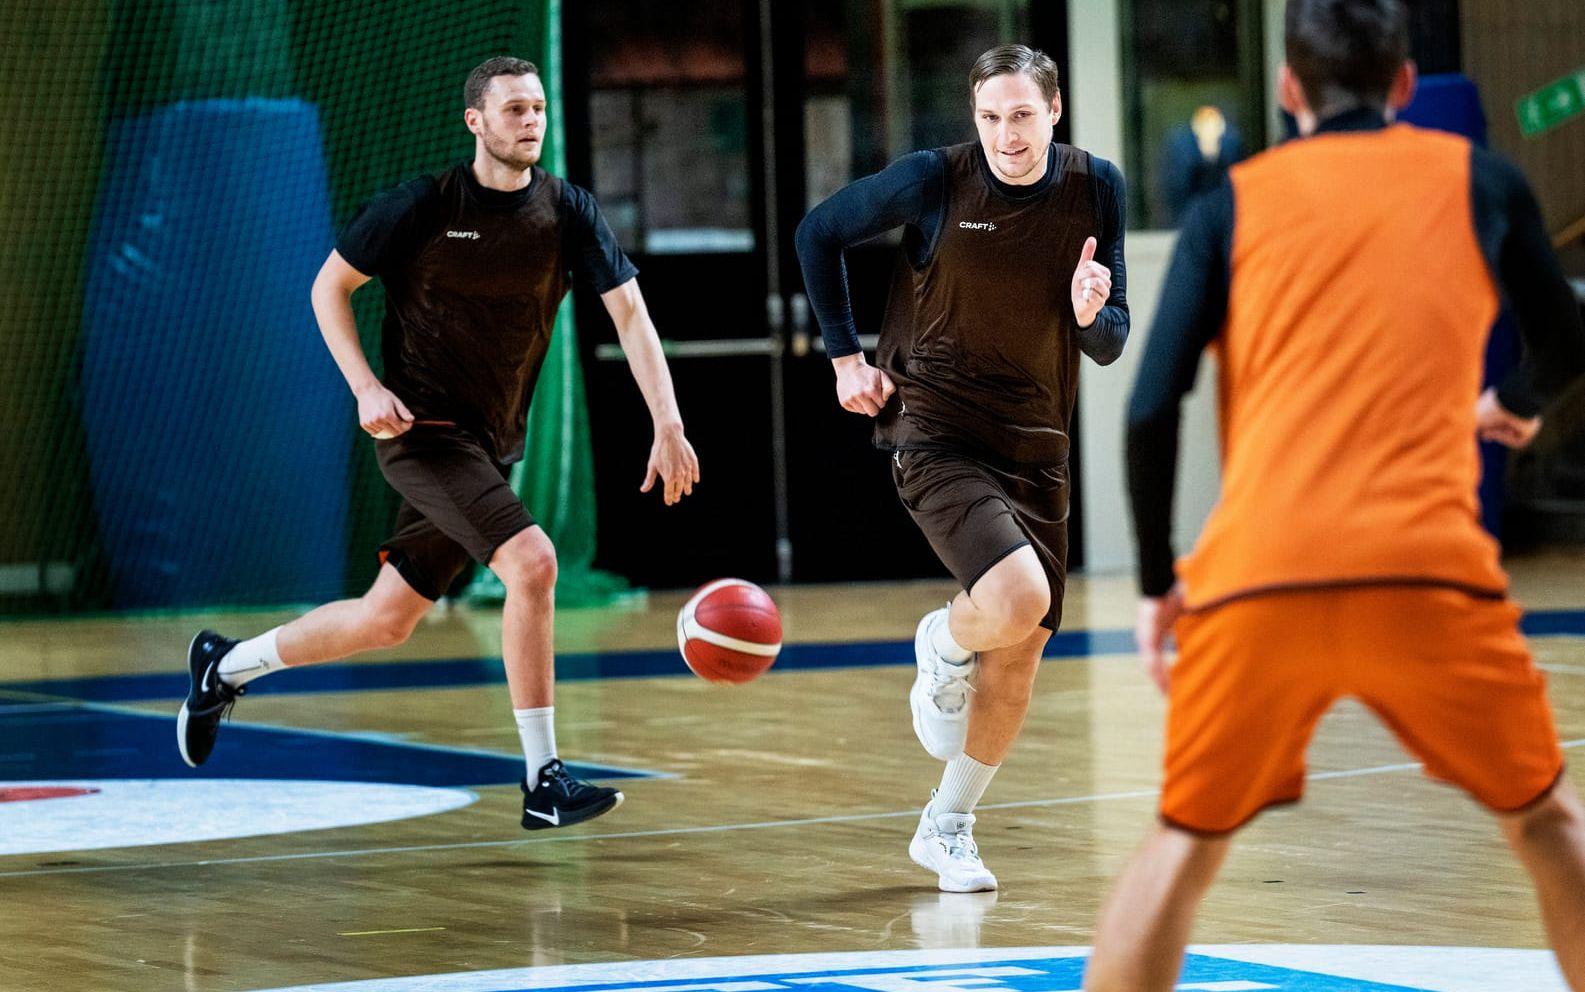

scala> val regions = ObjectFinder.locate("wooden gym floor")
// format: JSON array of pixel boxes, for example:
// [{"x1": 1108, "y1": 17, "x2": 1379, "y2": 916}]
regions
[{"x1": 1, "y1": 551, "x2": 1584, "y2": 990}]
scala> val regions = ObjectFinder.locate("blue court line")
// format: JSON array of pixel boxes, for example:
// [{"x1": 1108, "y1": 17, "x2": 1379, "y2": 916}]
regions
[
  {"x1": 0, "y1": 706, "x2": 653, "y2": 785},
  {"x1": 3, "y1": 609, "x2": 1581, "y2": 706}
]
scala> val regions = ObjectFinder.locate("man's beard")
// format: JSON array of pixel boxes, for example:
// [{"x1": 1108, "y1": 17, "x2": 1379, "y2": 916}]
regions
[
  {"x1": 997, "y1": 139, "x2": 1049, "y2": 180},
  {"x1": 483, "y1": 128, "x2": 539, "y2": 170}
]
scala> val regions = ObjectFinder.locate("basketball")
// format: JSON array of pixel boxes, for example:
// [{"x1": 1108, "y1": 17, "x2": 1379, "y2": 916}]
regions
[{"x1": 676, "y1": 578, "x2": 783, "y2": 684}]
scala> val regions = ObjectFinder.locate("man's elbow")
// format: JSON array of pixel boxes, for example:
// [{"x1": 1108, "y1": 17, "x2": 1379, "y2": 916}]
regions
[
  {"x1": 1091, "y1": 341, "x2": 1125, "y2": 366},
  {"x1": 1086, "y1": 329, "x2": 1129, "y2": 366},
  {"x1": 793, "y1": 212, "x2": 826, "y2": 266}
]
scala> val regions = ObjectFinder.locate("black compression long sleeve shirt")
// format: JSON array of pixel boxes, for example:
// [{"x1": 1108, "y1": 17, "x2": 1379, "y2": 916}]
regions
[{"x1": 795, "y1": 144, "x2": 1130, "y2": 363}]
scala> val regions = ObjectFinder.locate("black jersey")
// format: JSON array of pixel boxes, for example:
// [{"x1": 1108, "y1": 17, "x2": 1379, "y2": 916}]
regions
[
  {"x1": 873, "y1": 142, "x2": 1111, "y2": 466},
  {"x1": 336, "y1": 162, "x2": 636, "y2": 463}
]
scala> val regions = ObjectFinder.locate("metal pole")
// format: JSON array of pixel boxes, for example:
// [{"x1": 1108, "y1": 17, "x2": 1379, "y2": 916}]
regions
[{"x1": 759, "y1": 0, "x2": 794, "y2": 584}]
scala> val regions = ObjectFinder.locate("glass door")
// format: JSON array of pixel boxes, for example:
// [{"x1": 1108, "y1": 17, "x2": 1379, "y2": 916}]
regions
[{"x1": 565, "y1": 0, "x2": 1069, "y2": 589}]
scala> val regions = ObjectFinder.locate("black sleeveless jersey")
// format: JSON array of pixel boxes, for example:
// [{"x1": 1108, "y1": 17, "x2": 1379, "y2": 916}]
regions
[
  {"x1": 336, "y1": 162, "x2": 636, "y2": 463},
  {"x1": 874, "y1": 142, "x2": 1101, "y2": 467}
]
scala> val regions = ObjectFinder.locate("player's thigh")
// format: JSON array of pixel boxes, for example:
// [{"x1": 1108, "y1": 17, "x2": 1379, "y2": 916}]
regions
[
  {"x1": 375, "y1": 429, "x2": 532, "y2": 568},
  {"x1": 377, "y1": 501, "x2": 475, "y2": 602},
  {"x1": 1163, "y1": 592, "x2": 1344, "y2": 834},
  {"x1": 1347, "y1": 586, "x2": 1564, "y2": 812},
  {"x1": 893, "y1": 450, "x2": 1063, "y2": 626}
]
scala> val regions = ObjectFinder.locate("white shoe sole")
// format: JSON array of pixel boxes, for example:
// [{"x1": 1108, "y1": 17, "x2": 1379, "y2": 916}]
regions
[
  {"x1": 176, "y1": 703, "x2": 195, "y2": 768},
  {"x1": 176, "y1": 630, "x2": 200, "y2": 768},
  {"x1": 912, "y1": 612, "x2": 969, "y2": 761},
  {"x1": 909, "y1": 832, "x2": 998, "y2": 893}
]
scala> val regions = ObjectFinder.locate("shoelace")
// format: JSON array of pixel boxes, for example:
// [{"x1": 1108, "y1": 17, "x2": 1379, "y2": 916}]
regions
[
  {"x1": 217, "y1": 685, "x2": 245, "y2": 722},
  {"x1": 934, "y1": 814, "x2": 981, "y2": 861},
  {"x1": 928, "y1": 665, "x2": 974, "y2": 714},
  {"x1": 198, "y1": 663, "x2": 245, "y2": 720},
  {"x1": 540, "y1": 762, "x2": 587, "y2": 795}
]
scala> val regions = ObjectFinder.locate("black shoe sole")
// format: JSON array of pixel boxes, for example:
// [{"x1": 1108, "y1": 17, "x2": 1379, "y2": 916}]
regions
[{"x1": 521, "y1": 790, "x2": 624, "y2": 831}]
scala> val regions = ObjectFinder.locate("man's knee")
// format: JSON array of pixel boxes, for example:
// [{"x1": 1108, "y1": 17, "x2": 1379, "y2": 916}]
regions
[
  {"x1": 975, "y1": 568, "x2": 1050, "y2": 636},
  {"x1": 1502, "y1": 779, "x2": 1584, "y2": 845},
  {"x1": 359, "y1": 584, "x2": 428, "y2": 648},
  {"x1": 1003, "y1": 580, "x2": 1051, "y2": 634},
  {"x1": 491, "y1": 527, "x2": 557, "y2": 594}
]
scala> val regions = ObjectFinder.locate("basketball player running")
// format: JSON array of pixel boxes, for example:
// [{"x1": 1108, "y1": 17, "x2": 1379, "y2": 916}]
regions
[
  {"x1": 1084, "y1": 2, "x2": 1585, "y2": 988},
  {"x1": 796, "y1": 44, "x2": 1129, "y2": 891},
  {"x1": 175, "y1": 57, "x2": 700, "y2": 831}
]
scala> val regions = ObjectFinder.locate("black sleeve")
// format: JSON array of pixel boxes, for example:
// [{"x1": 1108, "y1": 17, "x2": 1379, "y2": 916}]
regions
[
  {"x1": 1079, "y1": 156, "x2": 1131, "y2": 365},
  {"x1": 1470, "y1": 148, "x2": 1585, "y2": 417},
  {"x1": 562, "y1": 183, "x2": 640, "y2": 294},
  {"x1": 794, "y1": 150, "x2": 945, "y2": 359},
  {"x1": 1126, "y1": 181, "x2": 1233, "y2": 597},
  {"x1": 335, "y1": 178, "x2": 432, "y2": 277}
]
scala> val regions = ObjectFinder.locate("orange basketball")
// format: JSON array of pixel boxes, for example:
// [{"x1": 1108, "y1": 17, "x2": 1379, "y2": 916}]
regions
[{"x1": 676, "y1": 578, "x2": 782, "y2": 684}]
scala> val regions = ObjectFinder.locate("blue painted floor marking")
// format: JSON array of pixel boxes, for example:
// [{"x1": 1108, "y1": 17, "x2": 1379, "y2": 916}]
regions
[
  {"x1": 2, "y1": 610, "x2": 1579, "y2": 706},
  {"x1": 0, "y1": 708, "x2": 653, "y2": 785},
  {"x1": 411, "y1": 953, "x2": 1438, "y2": 992}
]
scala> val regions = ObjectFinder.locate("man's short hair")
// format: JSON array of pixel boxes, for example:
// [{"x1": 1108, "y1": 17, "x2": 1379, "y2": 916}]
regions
[
  {"x1": 464, "y1": 56, "x2": 540, "y2": 110},
  {"x1": 1285, "y1": 0, "x2": 1409, "y2": 115},
  {"x1": 968, "y1": 44, "x2": 1060, "y2": 105}
]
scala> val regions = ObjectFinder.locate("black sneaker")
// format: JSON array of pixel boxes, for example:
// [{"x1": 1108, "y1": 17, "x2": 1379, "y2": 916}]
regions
[
  {"x1": 520, "y1": 759, "x2": 623, "y2": 830},
  {"x1": 176, "y1": 630, "x2": 244, "y2": 768}
]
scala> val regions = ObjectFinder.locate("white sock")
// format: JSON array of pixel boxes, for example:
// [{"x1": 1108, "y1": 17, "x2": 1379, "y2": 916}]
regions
[
  {"x1": 935, "y1": 754, "x2": 999, "y2": 814},
  {"x1": 930, "y1": 607, "x2": 973, "y2": 664},
  {"x1": 217, "y1": 627, "x2": 284, "y2": 688},
  {"x1": 514, "y1": 707, "x2": 557, "y2": 787}
]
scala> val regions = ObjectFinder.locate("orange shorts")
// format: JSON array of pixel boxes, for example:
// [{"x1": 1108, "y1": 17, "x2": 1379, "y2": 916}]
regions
[{"x1": 1160, "y1": 585, "x2": 1564, "y2": 835}]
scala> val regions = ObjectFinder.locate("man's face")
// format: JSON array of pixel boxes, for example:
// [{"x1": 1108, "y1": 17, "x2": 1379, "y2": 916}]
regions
[
  {"x1": 466, "y1": 73, "x2": 547, "y2": 170},
  {"x1": 973, "y1": 71, "x2": 1060, "y2": 184}
]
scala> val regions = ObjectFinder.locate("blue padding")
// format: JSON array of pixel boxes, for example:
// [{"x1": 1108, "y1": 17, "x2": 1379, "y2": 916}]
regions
[
  {"x1": 1400, "y1": 73, "x2": 1488, "y2": 146},
  {"x1": 81, "y1": 99, "x2": 352, "y2": 607}
]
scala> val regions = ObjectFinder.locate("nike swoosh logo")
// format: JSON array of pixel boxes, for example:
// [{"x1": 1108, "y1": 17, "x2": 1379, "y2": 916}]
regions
[
  {"x1": 525, "y1": 806, "x2": 560, "y2": 825},
  {"x1": 200, "y1": 666, "x2": 214, "y2": 694}
]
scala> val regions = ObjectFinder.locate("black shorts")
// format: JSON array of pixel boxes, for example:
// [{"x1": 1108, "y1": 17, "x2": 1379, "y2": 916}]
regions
[
  {"x1": 374, "y1": 425, "x2": 534, "y2": 600},
  {"x1": 891, "y1": 448, "x2": 1069, "y2": 630}
]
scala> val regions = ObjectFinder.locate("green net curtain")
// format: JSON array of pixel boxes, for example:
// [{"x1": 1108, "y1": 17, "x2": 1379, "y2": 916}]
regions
[
  {"x1": 466, "y1": 0, "x2": 630, "y2": 609},
  {"x1": 0, "y1": 0, "x2": 620, "y2": 613}
]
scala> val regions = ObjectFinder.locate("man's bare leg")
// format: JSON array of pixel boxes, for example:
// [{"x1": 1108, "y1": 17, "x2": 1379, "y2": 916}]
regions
[
  {"x1": 1084, "y1": 825, "x2": 1231, "y2": 991},
  {"x1": 1500, "y1": 779, "x2": 1585, "y2": 990}
]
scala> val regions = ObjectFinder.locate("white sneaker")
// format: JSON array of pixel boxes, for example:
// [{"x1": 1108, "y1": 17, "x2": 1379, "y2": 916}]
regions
[
  {"x1": 911, "y1": 607, "x2": 975, "y2": 760},
  {"x1": 909, "y1": 796, "x2": 998, "y2": 893}
]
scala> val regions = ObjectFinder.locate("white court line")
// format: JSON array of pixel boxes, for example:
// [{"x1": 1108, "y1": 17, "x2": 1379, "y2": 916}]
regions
[{"x1": 7, "y1": 739, "x2": 1584, "y2": 880}]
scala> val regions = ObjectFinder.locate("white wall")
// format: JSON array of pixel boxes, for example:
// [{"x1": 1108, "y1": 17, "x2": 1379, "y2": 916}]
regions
[
  {"x1": 1078, "y1": 233, "x2": 1222, "y2": 575},
  {"x1": 1070, "y1": 0, "x2": 1226, "y2": 576},
  {"x1": 1067, "y1": 0, "x2": 1124, "y2": 164},
  {"x1": 1265, "y1": 0, "x2": 1287, "y2": 145}
]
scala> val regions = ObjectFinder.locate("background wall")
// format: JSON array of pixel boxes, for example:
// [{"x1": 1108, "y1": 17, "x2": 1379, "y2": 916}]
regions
[
  {"x1": 1073, "y1": 0, "x2": 1224, "y2": 575},
  {"x1": 1462, "y1": 0, "x2": 1585, "y2": 236}
]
